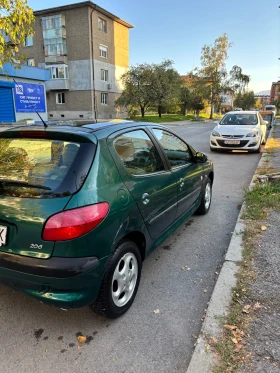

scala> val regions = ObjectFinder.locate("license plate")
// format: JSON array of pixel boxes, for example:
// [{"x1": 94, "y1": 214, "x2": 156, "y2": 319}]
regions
[
  {"x1": 224, "y1": 140, "x2": 240, "y2": 145},
  {"x1": 0, "y1": 225, "x2": 7, "y2": 246}
]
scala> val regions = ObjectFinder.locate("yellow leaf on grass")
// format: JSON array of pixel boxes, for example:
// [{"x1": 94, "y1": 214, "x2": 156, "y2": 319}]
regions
[
  {"x1": 77, "y1": 335, "x2": 87, "y2": 344},
  {"x1": 231, "y1": 337, "x2": 238, "y2": 344},
  {"x1": 261, "y1": 225, "x2": 267, "y2": 231},
  {"x1": 235, "y1": 343, "x2": 243, "y2": 352},
  {"x1": 242, "y1": 305, "x2": 251, "y2": 314},
  {"x1": 224, "y1": 324, "x2": 237, "y2": 330}
]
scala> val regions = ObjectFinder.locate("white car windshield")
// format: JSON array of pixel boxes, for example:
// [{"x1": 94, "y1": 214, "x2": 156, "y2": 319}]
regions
[{"x1": 220, "y1": 114, "x2": 258, "y2": 125}]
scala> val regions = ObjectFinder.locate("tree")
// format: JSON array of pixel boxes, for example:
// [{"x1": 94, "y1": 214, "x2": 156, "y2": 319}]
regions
[
  {"x1": 149, "y1": 60, "x2": 181, "y2": 117},
  {"x1": 234, "y1": 91, "x2": 256, "y2": 110},
  {"x1": 0, "y1": 0, "x2": 35, "y2": 68},
  {"x1": 115, "y1": 63, "x2": 154, "y2": 117},
  {"x1": 196, "y1": 33, "x2": 232, "y2": 119},
  {"x1": 229, "y1": 65, "x2": 250, "y2": 94}
]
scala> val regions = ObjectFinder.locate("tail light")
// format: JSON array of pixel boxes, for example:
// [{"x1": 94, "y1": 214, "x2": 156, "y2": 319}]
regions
[{"x1": 42, "y1": 203, "x2": 109, "y2": 241}]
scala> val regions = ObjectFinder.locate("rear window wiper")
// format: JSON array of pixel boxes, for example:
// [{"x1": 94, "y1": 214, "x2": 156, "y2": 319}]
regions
[{"x1": 0, "y1": 180, "x2": 51, "y2": 190}]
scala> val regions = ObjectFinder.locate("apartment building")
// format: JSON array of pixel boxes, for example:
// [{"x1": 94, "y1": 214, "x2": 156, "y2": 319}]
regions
[{"x1": 22, "y1": 1, "x2": 133, "y2": 121}]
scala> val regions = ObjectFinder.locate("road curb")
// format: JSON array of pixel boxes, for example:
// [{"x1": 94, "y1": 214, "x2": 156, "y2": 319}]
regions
[{"x1": 186, "y1": 125, "x2": 277, "y2": 373}]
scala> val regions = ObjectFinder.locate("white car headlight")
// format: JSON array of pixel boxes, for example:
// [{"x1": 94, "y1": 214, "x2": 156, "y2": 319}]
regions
[
  {"x1": 212, "y1": 130, "x2": 221, "y2": 137},
  {"x1": 246, "y1": 131, "x2": 258, "y2": 137}
]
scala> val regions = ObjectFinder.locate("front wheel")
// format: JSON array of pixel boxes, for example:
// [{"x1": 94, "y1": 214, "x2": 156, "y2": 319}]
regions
[
  {"x1": 196, "y1": 177, "x2": 212, "y2": 215},
  {"x1": 92, "y1": 240, "x2": 142, "y2": 318}
]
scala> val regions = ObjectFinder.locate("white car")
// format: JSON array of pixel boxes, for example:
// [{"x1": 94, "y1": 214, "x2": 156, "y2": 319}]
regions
[
  {"x1": 264, "y1": 105, "x2": 277, "y2": 117},
  {"x1": 210, "y1": 111, "x2": 267, "y2": 153}
]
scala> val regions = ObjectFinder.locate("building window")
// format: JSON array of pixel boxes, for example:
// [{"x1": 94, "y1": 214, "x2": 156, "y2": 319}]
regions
[
  {"x1": 101, "y1": 69, "x2": 108, "y2": 82},
  {"x1": 27, "y1": 58, "x2": 35, "y2": 66},
  {"x1": 101, "y1": 93, "x2": 108, "y2": 105},
  {"x1": 98, "y1": 17, "x2": 107, "y2": 33},
  {"x1": 25, "y1": 35, "x2": 33, "y2": 46},
  {"x1": 56, "y1": 92, "x2": 65, "y2": 104},
  {"x1": 99, "y1": 45, "x2": 108, "y2": 59},
  {"x1": 44, "y1": 38, "x2": 67, "y2": 56},
  {"x1": 47, "y1": 65, "x2": 68, "y2": 79},
  {"x1": 42, "y1": 15, "x2": 65, "y2": 30}
]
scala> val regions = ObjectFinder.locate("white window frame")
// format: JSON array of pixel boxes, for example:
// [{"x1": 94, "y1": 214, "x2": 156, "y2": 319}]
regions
[
  {"x1": 101, "y1": 69, "x2": 108, "y2": 82},
  {"x1": 101, "y1": 92, "x2": 108, "y2": 105},
  {"x1": 47, "y1": 65, "x2": 68, "y2": 79},
  {"x1": 99, "y1": 45, "x2": 108, "y2": 59},
  {"x1": 27, "y1": 58, "x2": 35, "y2": 66},
  {"x1": 98, "y1": 17, "x2": 107, "y2": 33},
  {"x1": 25, "y1": 35, "x2": 33, "y2": 46},
  {"x1": 56, "y1": 92, "x2": 65, "y2": 104}
]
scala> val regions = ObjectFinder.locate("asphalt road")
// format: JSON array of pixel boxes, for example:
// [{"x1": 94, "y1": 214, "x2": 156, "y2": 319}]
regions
[{"x1": 0, "y1": 121, "x2": 262, "y2": 373}]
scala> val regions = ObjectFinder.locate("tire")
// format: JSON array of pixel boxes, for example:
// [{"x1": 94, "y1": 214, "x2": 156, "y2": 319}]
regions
[
  {"x1": 196, "y1": 177, "x2": 212, "y2": 215},
  {"x1": 92, "y1": 240, "x2": 142, "y2": 318}
]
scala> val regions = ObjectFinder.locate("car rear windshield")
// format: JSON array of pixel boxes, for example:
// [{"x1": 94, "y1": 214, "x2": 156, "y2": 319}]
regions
[
  {"x1": 265, "y1": 106, "x2": 275, "y2": 111},
  {"x1": 261, "y1": 114, "x2": 272, "y2": 123},
  {"x1": 0, "y1": 138, "x2": 95, "y2": 198},
  {"x1": 220, "y1": 114, "x2": 258, "y2": 125}
]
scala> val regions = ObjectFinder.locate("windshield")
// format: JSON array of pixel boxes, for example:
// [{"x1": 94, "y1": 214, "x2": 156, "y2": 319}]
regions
[
  {"x1": 220, "y1": 113, "x2": 258, "y2": 126},
  {"x1": 0, "y1": 138, "x2": 95, "y2": 198}
]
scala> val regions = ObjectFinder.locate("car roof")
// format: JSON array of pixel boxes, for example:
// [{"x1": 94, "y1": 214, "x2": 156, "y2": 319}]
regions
[
  {"x1": 1, "y1": 120, "x2": 163, "y2": 137},
  {"x1": 225, "y1": 110, "x2": 258, "y2": 115}
]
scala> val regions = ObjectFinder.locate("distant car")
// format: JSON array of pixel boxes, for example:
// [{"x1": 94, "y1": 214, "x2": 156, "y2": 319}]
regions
[
  {"x1": 210, "y1": 110, "x2": 267, "y2": 153},
  {"x1": 259, "y1": 110, "x2": 274, "y2": 129},
  {"x1": 0, "y1": 121, "x2": 214, "y2": 318},
  {"x1": 264, "y1": 105, "x2": 277, "y2": 117}
]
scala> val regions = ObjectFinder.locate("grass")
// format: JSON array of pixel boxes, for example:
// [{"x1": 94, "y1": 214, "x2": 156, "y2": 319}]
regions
[
  {"x1": 212, "y1": 179, "x2": 280, "y2": 372},
  {"x1": 243, "y1": 181, "x2": 280, "y2": 220},
  {"x1": 134, "y1": 113, "x2": 222, "y2": 123}
]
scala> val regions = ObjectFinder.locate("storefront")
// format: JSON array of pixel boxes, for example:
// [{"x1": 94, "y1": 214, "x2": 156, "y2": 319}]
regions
[{"x1": 0, "y1": 64, "x2": 50, "y2": 123}]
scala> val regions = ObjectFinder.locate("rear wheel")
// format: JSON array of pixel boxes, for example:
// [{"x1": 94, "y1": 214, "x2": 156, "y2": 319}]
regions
[
  {"x1": 196, "y1": 177, "x2": 212, "y2": 215},
  {"x1": 92, "y1": 240, "x2": 142, "y2": 318}
]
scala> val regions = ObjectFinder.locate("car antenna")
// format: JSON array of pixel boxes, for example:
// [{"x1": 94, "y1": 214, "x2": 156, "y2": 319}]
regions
[{"x1": 13, "y1": 79, "x2": 48, "y2": 129}]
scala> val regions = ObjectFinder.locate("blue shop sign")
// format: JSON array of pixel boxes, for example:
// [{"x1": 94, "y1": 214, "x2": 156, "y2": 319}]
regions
[{"x1": 14, "y1": 82, "x2": 46, "y2": 112}]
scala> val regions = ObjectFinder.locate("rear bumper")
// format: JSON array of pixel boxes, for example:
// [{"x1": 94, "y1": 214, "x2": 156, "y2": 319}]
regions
[{"x1": 0, "y1": 253, "x2": 108, "y2": 308}]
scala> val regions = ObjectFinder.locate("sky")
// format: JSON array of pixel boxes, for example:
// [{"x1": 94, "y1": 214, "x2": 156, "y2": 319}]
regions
[{"x1": 27, "y1": 0, "x2": 280, "y2": 93}]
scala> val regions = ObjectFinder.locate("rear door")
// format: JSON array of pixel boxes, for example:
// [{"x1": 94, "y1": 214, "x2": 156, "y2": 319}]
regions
[
  {"x1": 151, "y1": 128, "x2": 203, "y2": 219},
  {"x1": 108, "y1": 128, "x2": 177, "y2": 239}
]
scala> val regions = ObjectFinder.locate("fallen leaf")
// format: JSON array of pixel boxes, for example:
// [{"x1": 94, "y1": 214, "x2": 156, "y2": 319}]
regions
[
  {"x1": 205, "y1": 343, "x2": 210, "y2": 351},
  {"x1": 235, "y1": 343, "x2": 243, "y2": 352},
  {"x1": 77, "y1": 335, "x2": 87, "y2": 344},
  {"x1": 231, "y1": 337, "x2": 238, "y2": 344},
  {"x1": 45, "y1": 349, "x2": 48, "y2": 353},
  {"x1": 203, "y1": 289, "x2": 208, "y2": 293},
  {"x1": 153, "y1": 309, "x2": 160, "y2": 314},
  {"x1": 253, "y1": 302, "x2": 261, "y2": 310},
  {"x1": 242, "y1": 305, "x2": 251, "y2": 314},
  {"x1": 261, "y1": 225, "x2": 267, "y2": 231},
  {"x1": 78, "y1": 345, "x2": 82, "y2": 350},
  {"x1": 210, "y1": 336, "x2": 218, "y2": 344},
  {"x1": 224, "y1": 324, "x2": 237, "y2": 330}
]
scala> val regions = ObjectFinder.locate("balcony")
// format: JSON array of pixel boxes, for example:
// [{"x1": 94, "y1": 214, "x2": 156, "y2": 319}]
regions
[
  {"x1": 45, "y1": 79, "x2": 69, "y2": 91},
  {"x1": 43, "y1": 28, "x2": 66, "y2": 40},
  {"x1": 45, "y1": 55, "x2": 68, "y2": 64}
]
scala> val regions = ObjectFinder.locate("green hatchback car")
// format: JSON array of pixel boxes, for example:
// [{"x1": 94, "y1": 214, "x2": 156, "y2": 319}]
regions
[{"x1": 0, "y1": 121, "x2": 213, "y2": 318}]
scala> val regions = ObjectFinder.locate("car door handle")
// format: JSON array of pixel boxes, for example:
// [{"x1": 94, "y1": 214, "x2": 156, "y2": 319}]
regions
[
  {"x1": 179, "y1": 178, "x2": 184, "y2": 188},
  {"x1": 142, "y1": 193, "x2": 150, "y2": 205}
]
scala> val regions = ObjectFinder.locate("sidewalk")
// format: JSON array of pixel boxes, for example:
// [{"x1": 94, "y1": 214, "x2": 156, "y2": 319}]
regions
[{"x1": 187, "y1": 123, "x2": 280, "y2": 372}]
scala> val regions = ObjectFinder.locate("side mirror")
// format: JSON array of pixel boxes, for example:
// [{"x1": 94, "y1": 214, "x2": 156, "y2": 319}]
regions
[
  {"x1": 215, "y1": 120, "x2": 220, "y2": 125},
  {"x1": 195, "y1": 152, "x2": 208, "y2": 163},
  {"x1": 263, "y1": 120, "x2": 268, "y2": 125}
]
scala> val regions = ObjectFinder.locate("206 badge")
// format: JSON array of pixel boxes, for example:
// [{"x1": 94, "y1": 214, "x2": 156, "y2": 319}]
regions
[{"x1": 30, "y1": 243, "x2": 43, "y2": 250}]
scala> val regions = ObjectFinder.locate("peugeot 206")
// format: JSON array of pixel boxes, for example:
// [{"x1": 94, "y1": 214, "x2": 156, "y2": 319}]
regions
[{"x1": 0, "y1": 121, "x2": 214, "y2": 318}]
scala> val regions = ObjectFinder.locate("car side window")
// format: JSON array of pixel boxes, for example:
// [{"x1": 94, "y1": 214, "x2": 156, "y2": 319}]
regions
[
  {"x1": 152, "y1": 129, "x2": 192, "y2": 169},
  {"x1": 113, "y1": 130, "x2": 165, "y2": 175}
]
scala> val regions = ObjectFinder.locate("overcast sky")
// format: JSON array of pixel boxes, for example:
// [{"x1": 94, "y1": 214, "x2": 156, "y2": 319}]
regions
[{"x1": 28, "y1": 0, "x2": 280, "y2": 93}]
